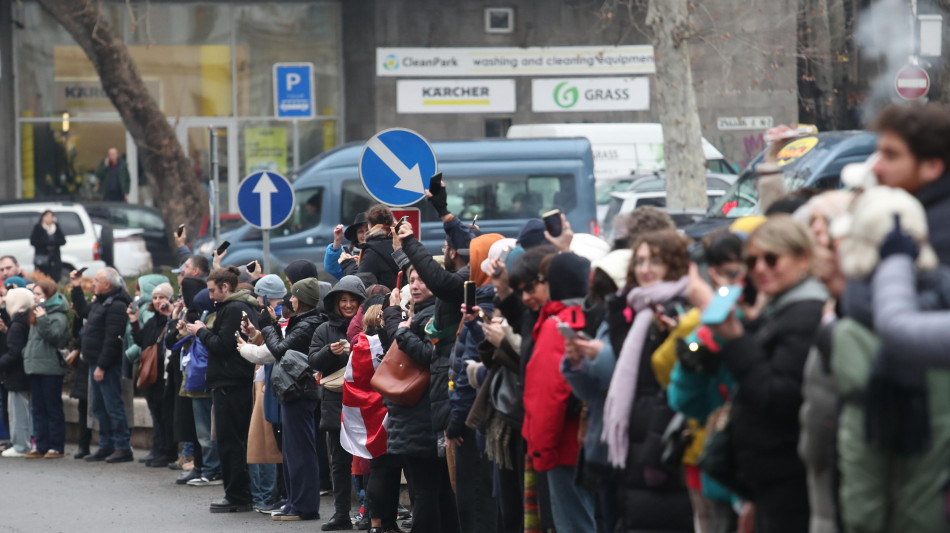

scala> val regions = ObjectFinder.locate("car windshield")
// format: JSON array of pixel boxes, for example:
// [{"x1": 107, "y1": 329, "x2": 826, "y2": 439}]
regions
[
  {"x1": 707, "y1": 136, "x2": 837, "y2": 218},
  {"x1": 596, "y1": 179, "x2": 635, "y2": 204}
]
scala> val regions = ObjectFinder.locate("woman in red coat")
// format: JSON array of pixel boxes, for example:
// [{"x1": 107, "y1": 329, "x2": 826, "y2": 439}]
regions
[{"x1": 521, "y1": 252, "x2": 596, "y2": 532}]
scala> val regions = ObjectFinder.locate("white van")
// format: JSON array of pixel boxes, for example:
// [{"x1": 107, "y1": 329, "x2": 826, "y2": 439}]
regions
[{"x1": 506, "y1": 123, "x2": 736, "y2": 180}]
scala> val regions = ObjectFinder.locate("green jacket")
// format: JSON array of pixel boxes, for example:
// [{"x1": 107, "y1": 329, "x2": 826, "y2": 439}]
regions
[
  {"x1": 833, "y1": 318, "x2": 950, "y2": 533},
  {"x1": 95, "y1": 158, "x2": 131, "y2": 196},
  {"x1": 23, "y1": 293, "x2": 70, "y2": 376}
]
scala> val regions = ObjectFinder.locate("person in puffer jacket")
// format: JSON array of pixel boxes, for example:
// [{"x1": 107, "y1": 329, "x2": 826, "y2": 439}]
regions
[
  {"x1": 308, "y1": 275, "x2": 366, "y2": 530},
  {"x1": 23, "y1": 280, "x2": 69, "y2": 459}
]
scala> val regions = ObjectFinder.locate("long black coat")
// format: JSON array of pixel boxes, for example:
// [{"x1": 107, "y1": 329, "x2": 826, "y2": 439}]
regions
[
  {"x1": 71, "y1": 285, "x2": 131, "y2": 370},
  {"x1": 261, "y1": 307, "x2": 324, "y2": 403},
  {"x1": 29, "y1": 222, "x2": 66, "y2": 268},
  {"x1": 383, "y1": 298, "x2": 438, "y2": 457},
  {"x1": 196, "y1": 290, "x2": 259, "y2": 389},
  {"x1": 918, "y1": 175, "x2": 950, "y2": 265},
  {"x1": 0, "y1": 312, "x2": 31, "y2": 392},
  {"x1": 401, "y1": 235, "x2": 469, "y2": 433}
]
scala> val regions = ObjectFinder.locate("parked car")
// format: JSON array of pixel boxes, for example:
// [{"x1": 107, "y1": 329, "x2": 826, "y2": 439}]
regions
[
  {"x1": 684, "y1": 131, "x2": 877, "y2": 238},
  {"x1": 196, "y1": 137, "x2": 599, "y2": 278},
  {"x1": 601, "y1": 173, "x2": 734, "y2": 243},
  {"x1": 0, "y1": 201, "x2": 152, "y2": 278},
  {"x1": 85, "y1": 202, "x2": 176, "y2": 268}
]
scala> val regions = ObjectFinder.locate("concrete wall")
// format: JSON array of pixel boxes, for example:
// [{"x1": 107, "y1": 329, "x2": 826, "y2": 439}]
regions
[{"x1": 0, "y1": 0, "x2": 16, "y2": 196}]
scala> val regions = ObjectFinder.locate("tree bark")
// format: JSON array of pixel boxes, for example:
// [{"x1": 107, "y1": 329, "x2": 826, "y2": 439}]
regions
[
  {"x1": 35, "y1": 0, "x2": 207, "y2": 248},
  {"x1": 646, "y1": 0, "x2": 708, "y2": 210}
]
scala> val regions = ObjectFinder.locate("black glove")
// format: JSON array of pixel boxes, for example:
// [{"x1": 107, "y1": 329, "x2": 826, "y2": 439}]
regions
[
  {"x1": 445, "y1": 417, "x2": 464, "y2": 440},
  {"x1": 879, "y1": 213, "x2": 919, "y2": 260},
  {"x1": 428, "y1": 186, "x2": 450, "y2": 218}
]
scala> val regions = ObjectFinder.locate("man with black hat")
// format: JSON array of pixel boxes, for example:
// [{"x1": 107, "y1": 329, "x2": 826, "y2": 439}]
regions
[{"x1": 325, "y1": 213, "x2": 367, "y2": 280}]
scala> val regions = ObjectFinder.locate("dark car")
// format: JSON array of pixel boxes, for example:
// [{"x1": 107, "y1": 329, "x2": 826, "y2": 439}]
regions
[
  {"x1": 684, "y1": 131, "x2": 877, "y2": 238},
  {"x1": 84, "y1": 202, "x2": 176, "y2": 268}
]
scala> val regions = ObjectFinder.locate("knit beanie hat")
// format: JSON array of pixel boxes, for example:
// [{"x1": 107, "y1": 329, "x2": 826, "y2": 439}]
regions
[
  {"x1": 151, "y1": 282, "x2": 174, "y2": 300},
  {"x1": 291, "y1": 278, "x2": 322, "y2": 308},
  {"x1": 569, "y1": 233, "x2": 610, "y2": 264},
  {"x1": 5, "y1": 287, "x2": 33, "y2": 316},
  {"x1": 3, "y1": 276, "x2": 26, "y2": 289},
  {"x1": 517, "y1": 219, "x2": 547, "y2": 249},
  {"x1": 548, "y1": 253, "x2": 590, "y2": 302},
  {"x1": 284, "y1": 260, "x2": 319, "y2": 285},
  {"x1": 594, "y1": 249, "x2": 633, "y2": 290},
  {"x1": 255, "y1": 274, "x2": 287, "y2": 299}
]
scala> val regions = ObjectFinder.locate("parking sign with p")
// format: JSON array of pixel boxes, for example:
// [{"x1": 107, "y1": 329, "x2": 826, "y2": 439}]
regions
[{"x1": 274, "y1": 63, "x2": 315, "y2": 119}]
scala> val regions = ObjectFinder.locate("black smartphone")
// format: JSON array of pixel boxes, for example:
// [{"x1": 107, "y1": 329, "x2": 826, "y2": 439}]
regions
[
  {"x1": 428, "y1": 172, "x2": 443, "y2": 194},
  {"x1": 216, "y1": 240, "x2": 231, "y2": 255},
  {"x1": 542, "y1": 209, "x2": 563, "y2": 237},
  {"x1": 176, "y1": 224, "x2": 185, "y2": 237},
  {"x1": 160, "y1": 302, "x2": 170, "y2": 312},
  {"x1": 395, "y1": 215, "x2": 409, "y2": 232},
  {"x1": 464, "y1": 280, "x2": 476, "y2": 314},
  {"x1": 246, "y1": 261, "x2": 257, "y2": 273},
  {"x1": 76, "y1": 267, "x2": 88, "y2": 276}
]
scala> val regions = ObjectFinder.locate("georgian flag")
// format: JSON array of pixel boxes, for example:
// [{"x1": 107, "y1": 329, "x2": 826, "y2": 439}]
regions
[{"x1": 340, "y1": 333, "x2": 388, "y2": 459}]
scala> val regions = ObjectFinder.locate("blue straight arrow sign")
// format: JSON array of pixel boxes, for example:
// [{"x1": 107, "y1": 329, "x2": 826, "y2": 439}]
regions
[{"x1": 237, "y1": 171, "x2": 296, "y2": 230}]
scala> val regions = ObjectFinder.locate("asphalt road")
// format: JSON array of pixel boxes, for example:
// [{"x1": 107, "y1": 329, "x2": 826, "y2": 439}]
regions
[{"x1": 0, "y1": 444, "x2": 339, "y2": 533}]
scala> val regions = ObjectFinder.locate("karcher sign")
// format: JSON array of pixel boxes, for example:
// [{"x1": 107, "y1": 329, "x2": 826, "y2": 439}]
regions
[
  {"x1": 378, "y1": 46, "x2": 655, "y2": 77},
  {"x1": 532, "y1": 77, "x2": 650, "y2": 112},
  {"x1": 397, "y1": 79, "x2": 516, "y2": 114}
]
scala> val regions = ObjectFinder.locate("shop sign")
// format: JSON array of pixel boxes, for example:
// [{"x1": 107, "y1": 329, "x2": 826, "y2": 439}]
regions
[
  {"x1": 531, "y1": 77, "x2": 649, "y2": 112},
  {"x1": 55, "y1": 78, "x2": 163, "y2": 116},
  {"x1": 378, "y1": 46, "x2": 655, "y2": 77},
  {"x1": 396, "y1": 79, "x2": 516, "y2": 113},
  {"x1": 245, "y1": 128, "x2": 288, "y2": 175}
]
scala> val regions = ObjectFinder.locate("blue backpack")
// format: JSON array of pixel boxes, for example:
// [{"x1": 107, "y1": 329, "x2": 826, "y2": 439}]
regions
[{"x1": 174, "y1": 334, "x2": 209, "y2": 393}]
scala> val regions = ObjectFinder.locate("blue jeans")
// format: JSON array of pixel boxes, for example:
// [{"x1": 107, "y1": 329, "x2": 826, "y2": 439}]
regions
[
  {"x1": 30, "y1": 375, "x2": 65, "y2": 453},
  {"x1": 192, "y1": 397, "x2": 220, "y2": 477},
  {"x1": 7, "y1": 391, "x2": 32, "y2": 453},
  {"x1": 182, "y1": 441, "x2": 195, "y2": 457},
  {"x1": 89, "y1": 365, "x2": 130, "y2": 450},
  {"x1": 546, "y1": 465, "x2": 596, "y2": 533},
  {"x1": 249, "y1": 463, "x2": 277, "y2": 507}
]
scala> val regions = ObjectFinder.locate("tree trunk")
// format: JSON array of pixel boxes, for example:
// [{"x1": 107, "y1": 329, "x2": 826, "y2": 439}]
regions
[
  {"x1": 35, "y1": 0, "x2": 207, "y2": 250},
  {"x1": 647, "y1": 0, "x2": 708, "y2": 210}
]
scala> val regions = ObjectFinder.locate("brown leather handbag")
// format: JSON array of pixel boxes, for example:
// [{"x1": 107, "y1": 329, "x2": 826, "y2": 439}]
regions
[
  {"x1": 370, "y1": 342, "x2": 430, "y2": 407},
  {"x1": 137, "y1": 325, "x2": 167, "y2": 390}
]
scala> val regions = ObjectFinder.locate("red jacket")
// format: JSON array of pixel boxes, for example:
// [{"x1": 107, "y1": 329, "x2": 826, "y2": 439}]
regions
[{"x1": 522, "y1": 300, "x2": 585, "y2": 472}]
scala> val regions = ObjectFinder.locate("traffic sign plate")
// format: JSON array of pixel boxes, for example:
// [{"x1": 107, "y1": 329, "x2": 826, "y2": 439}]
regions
[
  {"x1": 237, "y1": 171, "x2": 296, "y2": 230},
  {"x1": 896, "y1": 65, "x2": 930, "y2": 100},
  {"x1": 274, "y1": 63, "x2": 316, "y2": 119},
  {"x1": 359, "y1": 128, "x2": 437, "y2": 207}
]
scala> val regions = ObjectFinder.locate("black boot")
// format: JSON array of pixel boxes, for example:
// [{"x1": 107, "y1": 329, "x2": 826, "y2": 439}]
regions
[{"x1": 73, "y1": 447, "x2": 91, "y2": 459}]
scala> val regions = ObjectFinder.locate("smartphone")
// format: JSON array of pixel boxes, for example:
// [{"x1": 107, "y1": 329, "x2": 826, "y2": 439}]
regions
[
  {"x1": 701, "y1": 285, "x2": 744, "y2": 325},
  {"x1": 493, "y1": 247, "x2": 512, "y2": 277},
  {"x1": 542, "y1": 209, "x2": 563, "y2": 237},
  {"x1": 76, "y1": 267, "x2": 88, "y2": 276},
  {"x1": 395, "y1": 215, "x2": 409, "y2": 232},
  {"x1": 557, "y1": 322, "x2": 579, "y2": 340},
  {"x1": 216, "y1": 240, "x2": 231, "y2": 255},
  {"x1": 199, "y1": 310, "x2": 209, "y2": 322},
  {"x1": 396, "y1": 270, "x2": 404, "y2": 290},
  {"x1": 472, "y1": 214, "x2": 478, "y2": 226},
  {"x1": 644, "y1": 296, "x2": 663, "y2": 316},
  {"x1": 160, "y1": 302, "x2": 170, "y2": 312},
  {"x1": 234, "y1": 330, "x2": 241, "y2": 341},
  {"x1": 241, "y1": 310, "x2": 250, "y2": 326},
  {"x1": 246, "y1": 261, "x2": 257, "y2": 273},
  {"x1": 128, "y1": 298, "x2": 140, "y2": 314},
  {"x1": 176, "y1": 224, "x2": 185, "y2": 237},
  {"x1": 464, "y1": 280, "x2": 476, "y2": 314},
  {"x1": 428, "y1": 172, "x2": 443, "y2": 194}
]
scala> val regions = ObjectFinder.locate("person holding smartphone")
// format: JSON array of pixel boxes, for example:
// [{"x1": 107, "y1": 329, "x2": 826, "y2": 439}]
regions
[
  {"x1": 307, "y1": 276, "x2": 366, "y2": 530},
  {"x1": 29, "y1": 210, "x2": 66, "y2": 281},
  {"x1": 339, "y1": 205, "x2": 402, "y2": 290},
  {"x1": 129, "y1": 281, "x2": 178, "y2": 469}
]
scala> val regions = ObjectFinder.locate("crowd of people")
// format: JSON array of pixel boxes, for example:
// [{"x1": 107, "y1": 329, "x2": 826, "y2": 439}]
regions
[{"x1": 2, "y1": 103, "x2": 950, "y2": 533}]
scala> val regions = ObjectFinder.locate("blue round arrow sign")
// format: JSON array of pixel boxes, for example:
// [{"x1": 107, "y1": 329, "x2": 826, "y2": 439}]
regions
[
  {"x1": 237, "y1": 171, "x2": 296, "y2": 230},
  {"x1": 359, "y1": 128, "x2": 437, "y2": 207}
]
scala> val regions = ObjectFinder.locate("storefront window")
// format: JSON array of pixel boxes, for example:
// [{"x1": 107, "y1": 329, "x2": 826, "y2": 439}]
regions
[{"x1": 20, "y1": 121, "x2": 125, "y2": 199}]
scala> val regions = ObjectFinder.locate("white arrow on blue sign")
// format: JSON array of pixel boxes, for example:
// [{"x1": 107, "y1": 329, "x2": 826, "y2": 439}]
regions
[
  {"x1": 237, "y1": 171, "x2": 296, "y2": 230},
  {"x1": 274, "y1": 62, "x2": 315, "y2": 119},
  {"x1": 359, "y1": 128, "x2": 437, "y2": 207}
]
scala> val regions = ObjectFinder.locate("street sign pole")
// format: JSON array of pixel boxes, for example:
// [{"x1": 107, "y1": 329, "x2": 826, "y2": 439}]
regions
[
  {"x1": 210, "y1": 127, "x2": 221, "y2": 245},
  {"x1": 237, "y1": 171, "x2": 294, "y2": 277},
  {"x1": 293, "y1": 119, "x2": 300, "y2": 177},
  {"x1": 262, "y1": 230, "x2": 271, "y2": 275}
]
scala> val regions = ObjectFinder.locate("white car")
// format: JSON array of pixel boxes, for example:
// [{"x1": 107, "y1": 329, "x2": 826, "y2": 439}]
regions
[{"x1": 0, "y1": 202, "x2": 152, "y2": 279}]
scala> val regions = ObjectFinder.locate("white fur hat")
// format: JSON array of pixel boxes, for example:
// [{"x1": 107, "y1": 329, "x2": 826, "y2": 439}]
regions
[
  {"x1": 4, "y1": 287, "x2": 34, "y2": 317},
  {"x1": 594, "y1": 249, "x2": 633, "y2": 290},
  {"x1": 838, "y1": 185, "x2": 937, "y2": 279},
  {"x1": 569, "y1": 233, "x2": 610, "y2": 265}
]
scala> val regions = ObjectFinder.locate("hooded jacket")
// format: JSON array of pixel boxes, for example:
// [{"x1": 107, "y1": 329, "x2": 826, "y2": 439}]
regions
[
  {"x1": 197, "y1": 289, "x2": 260, "y2": 389},
  {"x1": 131, "y1": 303, "x2": 170, "y2": 388},
  {"x1": 261, "y1": 306, "x2": 324, "y2": 403},
  {"x1": 72, "y1": 284, "x2": 132, "y2": 370},
  {"x1": 23, "y1": 293, "x2": 70, "y2": 376},
  {"x1": 309, "y1": 275, "x2": 366, "y2": 430},
  {"x1": 356, "y1": 232, "x2": 401, "y2": 290},
  {"x1": 0, "y1": 310, "x2": 32, "y2": 391},
  {"x1": 400, "y1": 234, "x2": 471, "y2": 433}
]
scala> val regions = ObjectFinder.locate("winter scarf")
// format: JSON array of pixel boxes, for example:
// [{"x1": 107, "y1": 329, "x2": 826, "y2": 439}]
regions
[{"x1": 602, "y1": 276, "x2": 688, "y2": 468}]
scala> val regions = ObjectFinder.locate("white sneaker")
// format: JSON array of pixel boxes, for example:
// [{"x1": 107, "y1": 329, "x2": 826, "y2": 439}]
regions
[
  {"x1": 187, "y1": 474, "x2": 223, "y2": 486},
  {"x1": 2, "y1": 447, "x2": 26, "y2": 458}
]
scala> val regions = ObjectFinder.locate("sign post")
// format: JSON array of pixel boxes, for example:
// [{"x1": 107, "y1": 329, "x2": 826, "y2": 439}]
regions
[
  {"x1": 358, "y1": 128, "x2": 437, "y2": 208},
  {"x1": 237, "y1": 171, "x2": 296, "y2": 274},
  {"x1": 274, "y1": 63, "x2": 315, "y2": 176},
  {"x1": 895, "y1": 64, "x2": 930, "y2": 100}
]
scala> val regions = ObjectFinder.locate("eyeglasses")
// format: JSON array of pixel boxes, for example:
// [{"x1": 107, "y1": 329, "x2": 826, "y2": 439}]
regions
[
  {"x1": 633, "y1": 257, "x2": 665, "y2": 268},
  {"x1": 745, "y1": 252, "x2": 780, "y2": 270}
]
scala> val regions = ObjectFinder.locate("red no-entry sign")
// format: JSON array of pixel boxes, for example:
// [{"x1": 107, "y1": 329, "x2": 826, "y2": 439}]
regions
[{"x1": 895, "y1": 65, "x2": 930, "y2": 100}]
